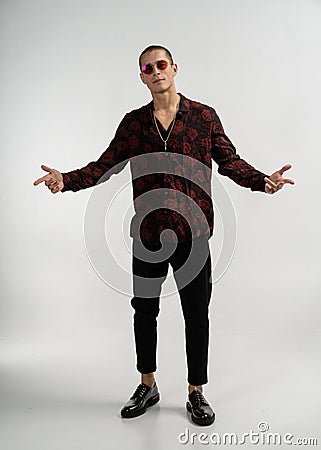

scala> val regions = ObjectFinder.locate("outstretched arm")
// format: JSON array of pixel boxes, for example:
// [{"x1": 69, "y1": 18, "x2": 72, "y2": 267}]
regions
[
  {"x1": 211, "y1": 110, "x2": 295, "y2": 193},
  {"x1": 33, "y1": 113, "x2": 134, "y2": 194},
  {"x1": 211, "y1": 111, "x2": 269, "y2": 192}
]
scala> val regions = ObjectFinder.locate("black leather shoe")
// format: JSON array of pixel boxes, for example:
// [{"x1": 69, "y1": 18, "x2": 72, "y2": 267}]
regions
[
  {"x1": 120, "y1": 383, "x2": 160, "y2": 418},
  {"x1": 186, "y1": 389, "x2": 215, "y2": 426}
]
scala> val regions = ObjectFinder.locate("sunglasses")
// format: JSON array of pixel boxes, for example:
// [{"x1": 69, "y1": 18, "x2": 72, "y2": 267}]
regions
[{"x1": 141, "y1": 60, "x2": 169, "y2": 75}]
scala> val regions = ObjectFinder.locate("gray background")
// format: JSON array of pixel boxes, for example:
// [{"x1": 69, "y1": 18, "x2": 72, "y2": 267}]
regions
[{"x1": 1, "y1": 0, "x2": 320, "y2": 449}]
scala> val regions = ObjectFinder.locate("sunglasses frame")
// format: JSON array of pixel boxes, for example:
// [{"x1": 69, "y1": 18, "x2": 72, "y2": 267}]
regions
[{"x1": 141, "y1": 60, "x2": 170, "y2": 75}]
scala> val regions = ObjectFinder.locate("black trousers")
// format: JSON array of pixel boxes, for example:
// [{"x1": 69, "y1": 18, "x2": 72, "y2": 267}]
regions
[{"x1": 131, "y1": 235, "x2": 212, "y2": 386}]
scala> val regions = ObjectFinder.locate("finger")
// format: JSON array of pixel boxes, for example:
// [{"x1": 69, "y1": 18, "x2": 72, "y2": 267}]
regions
[
  {"x1": 264, "y1": 177, "x2": 278, "y2": 189},
  {"x1": 45, "y1": 177, "x2": 54, "y2": 186},
  {"x1": 282, "y1": 178, "x2": 295, "y2": 185},
  {"x1": 34, "y1": 174, "x2": 51, "y2": 186},
  {"x1": 278, "y1": 164, "x2": 292, "y2": 175},
  {"x1": 34, "y1": 164, "x2": 53, "y2": 186},
  {"x1": 265, "y1": 184, "x2": 274, "y2": 194},
  {"x1": 41, "y1": 164, "x2": 53, "y2": 173}
]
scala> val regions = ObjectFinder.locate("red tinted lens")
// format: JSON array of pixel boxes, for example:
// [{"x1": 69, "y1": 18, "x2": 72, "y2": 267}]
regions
[
  {"x1": 142, "y1": 64, "x2": 153, "y2": 74},
  {"x1": 157, "y1": 60, "x2": 168, "y2": 70}
]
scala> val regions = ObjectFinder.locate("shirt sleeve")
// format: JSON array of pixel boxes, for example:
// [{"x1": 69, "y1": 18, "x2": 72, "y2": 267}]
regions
[
  {"x1": 211, "y1": 110, "x2": 269, "y2": 192},
  {"x1": 61, "y1": 113, "x2": 132, "y2": 192}
]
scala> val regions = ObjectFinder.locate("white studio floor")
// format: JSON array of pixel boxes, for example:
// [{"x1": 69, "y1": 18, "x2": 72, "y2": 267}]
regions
[{"x1": 0, "y1": 328, "x2": 320, "y2": 450}]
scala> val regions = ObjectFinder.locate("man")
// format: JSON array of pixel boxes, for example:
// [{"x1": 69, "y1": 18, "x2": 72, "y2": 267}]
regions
[{"x1": 34, "y1": 45, "x2": 294, "y2": 426}]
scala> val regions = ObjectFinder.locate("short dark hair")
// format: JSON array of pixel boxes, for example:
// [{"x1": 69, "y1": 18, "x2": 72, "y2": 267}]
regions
[{"x1": 138, "y1": 45, "x2": 174, "y2": 70}]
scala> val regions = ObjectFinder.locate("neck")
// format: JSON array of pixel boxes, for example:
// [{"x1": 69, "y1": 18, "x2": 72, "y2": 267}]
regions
[{"x1": 152, "y1": 89, "x2": 180, "y2": 113}]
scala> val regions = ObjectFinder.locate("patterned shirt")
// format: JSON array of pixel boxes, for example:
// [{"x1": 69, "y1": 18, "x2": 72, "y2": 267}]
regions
[{"x1": 61, "y1": 93, "x2": 269, "y2": 245}]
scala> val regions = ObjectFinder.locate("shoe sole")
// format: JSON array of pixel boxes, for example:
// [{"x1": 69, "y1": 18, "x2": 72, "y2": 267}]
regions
[
  {"x1": 121, "y1": 393, "x2": 160, "y2": 418},
  {"x1": 186, "y1": 402, "x2": 215, "y2": 426}
]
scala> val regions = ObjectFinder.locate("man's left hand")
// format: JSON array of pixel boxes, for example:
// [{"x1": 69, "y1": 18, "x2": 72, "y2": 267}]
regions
[{"x1": 264, "y1": 164, "x2": 295, "y2": 194}]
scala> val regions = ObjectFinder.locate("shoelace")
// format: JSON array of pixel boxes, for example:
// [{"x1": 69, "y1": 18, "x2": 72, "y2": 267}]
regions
[
  {"x1": 191, "y1": 390, "x2": 205, "y2": 406},
  {"x1": 132, "y1": 383, "x2": 150, "y2": 399}
]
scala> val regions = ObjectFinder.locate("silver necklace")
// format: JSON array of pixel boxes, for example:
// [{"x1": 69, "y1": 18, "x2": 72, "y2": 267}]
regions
[{"x1": 153, "y1": 102, "x2": 179, "y2": 151}]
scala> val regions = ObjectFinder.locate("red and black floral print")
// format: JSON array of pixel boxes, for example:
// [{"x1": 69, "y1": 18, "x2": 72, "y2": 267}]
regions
[{"x1": 61, "y1": 94, "x2": 269, "y2": 245}]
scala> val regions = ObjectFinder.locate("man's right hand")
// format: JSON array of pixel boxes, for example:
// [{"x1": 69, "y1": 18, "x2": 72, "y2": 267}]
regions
[{"x1": 33, "y1": 164, "x2": 64, "y2": 194}]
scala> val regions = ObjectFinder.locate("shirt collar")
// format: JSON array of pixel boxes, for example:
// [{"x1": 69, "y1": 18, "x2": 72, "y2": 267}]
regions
[
  {"x1": 178, "y1": 93, "x2": 189, "y2": 113},
  {"x1": 147, "y1": 93, "x2": 190, "y2": 114}
]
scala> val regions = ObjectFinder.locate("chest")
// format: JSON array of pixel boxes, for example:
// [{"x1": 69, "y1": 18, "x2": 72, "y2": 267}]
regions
[{"x1": 153, "y1": 112, "x2": 176, "y2": 131}]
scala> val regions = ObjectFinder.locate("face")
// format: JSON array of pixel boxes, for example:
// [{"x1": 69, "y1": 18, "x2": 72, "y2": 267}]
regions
[{"x1": 139, "y1": 49, "x2": 178, "y2": 94}]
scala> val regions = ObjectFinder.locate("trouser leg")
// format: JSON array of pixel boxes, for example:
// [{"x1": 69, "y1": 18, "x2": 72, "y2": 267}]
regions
[
  {"x1": 130, "y1": 239, "x2": 169, "y2": 374},
  {"x1": 171, "y1": 237, "x2": 212, "y2": 386}
]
